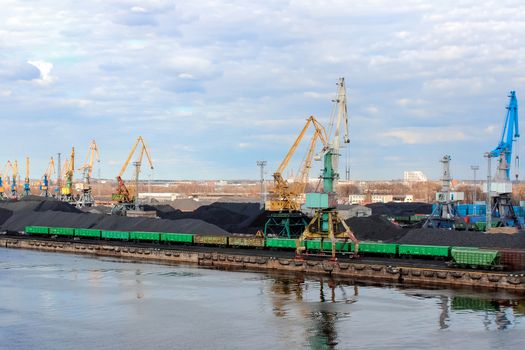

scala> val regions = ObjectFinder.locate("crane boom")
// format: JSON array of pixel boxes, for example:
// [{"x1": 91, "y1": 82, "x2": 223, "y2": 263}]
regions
[
  {"x1": 118, "y1": 136, "x2": 153, "y2": 177},
  {"x1": 489, "y1": 91, "x2": 519, "y2": 181},
  {"x1": 267, "y1": 116, "x2": 328, "y2": 212},
  {"x1": 40, "y1": 157, "x2": 55, "y2": 197},
  {"x1": 113, "y1": 136, "x2": 154, "y2": 205},
  {"x1": 79, "y1": 140, "x2": 100, "y2": 182},
  {"x1": 23, "y1": 157, "x2": 30, "y2": 196},
  {"x1": 327, "y1": 77, "x2": 350, "y2": 179}
]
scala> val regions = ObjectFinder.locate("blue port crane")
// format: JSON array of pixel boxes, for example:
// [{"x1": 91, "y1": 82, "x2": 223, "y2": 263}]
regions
[
  {"x1": 23, "y1": 157, "x2": 30, "y2": 197},
  {"x1": 40, "y1": 157, "x2": 55, "y2": 197},
  {"x1": 489, "y1": 91, "x2": 519, "y2": 181},
  {"x1": 485, "y1": 91, "x2": 520, "y2": 227}
]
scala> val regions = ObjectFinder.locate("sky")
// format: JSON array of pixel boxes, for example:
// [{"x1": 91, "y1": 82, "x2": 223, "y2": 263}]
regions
[{"x1": 1, "y1": 0, "x2": 525, "y2": 181}]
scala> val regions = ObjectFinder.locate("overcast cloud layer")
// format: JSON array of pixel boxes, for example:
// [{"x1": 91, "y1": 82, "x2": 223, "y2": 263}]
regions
[{"x1": 1, "y1": 0, "x2": 525, "y2": 181}]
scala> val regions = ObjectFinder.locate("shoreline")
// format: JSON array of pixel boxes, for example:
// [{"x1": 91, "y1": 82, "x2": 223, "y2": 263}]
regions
[{"x1": 1, "y1": 236, "x2": 524, "y2": 292}]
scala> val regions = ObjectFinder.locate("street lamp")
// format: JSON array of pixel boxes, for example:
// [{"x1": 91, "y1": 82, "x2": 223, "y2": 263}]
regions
[
  {"x1": 470, "y1": 165, "x2": 479, "y2": 215},
  {"x1": 256, "y1": 160, "x2": 267, "y2": 209}
]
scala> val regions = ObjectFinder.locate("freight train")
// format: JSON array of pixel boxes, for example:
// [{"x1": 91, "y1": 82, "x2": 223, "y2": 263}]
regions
[{"x1": 23, "y1": 226, "x2": 525, "y2": 271}]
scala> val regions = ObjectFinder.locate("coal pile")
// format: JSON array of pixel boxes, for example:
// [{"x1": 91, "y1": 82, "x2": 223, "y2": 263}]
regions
[
  {"x1": 346, "y1": 215, "x2": 404, "y2": 241},
  {"x1": 147, "y1": 202, "x2": 263, "y2": 233},
  {"x1": 0, "y1": 198, "x2": 228, "y2": 235},
  {"x1": 0, "y1": 196, "x2": 81, "y2": 214},
  {"x1": 398, "y1": 228, "x2": 525, "y2": 249},
  {"x1": 366, "y1": 202, "x2": 432, "y2": 216},
  {"x1": 0, "y1": 207, "x2": 14, "y2": 226}
]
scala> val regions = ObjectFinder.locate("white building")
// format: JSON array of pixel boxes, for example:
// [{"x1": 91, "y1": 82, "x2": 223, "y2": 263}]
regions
[
  {"x1": 404, "y1": 171, "x2": 428, "y2": 182},
  {"x1": 348, "y1": 194, "x2": 414, "y2": 204}
]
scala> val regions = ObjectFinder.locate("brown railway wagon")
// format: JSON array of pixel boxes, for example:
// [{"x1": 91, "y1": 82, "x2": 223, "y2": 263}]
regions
[{"x1": 499, "y1": 249, "x2": 525, "y2": 271}]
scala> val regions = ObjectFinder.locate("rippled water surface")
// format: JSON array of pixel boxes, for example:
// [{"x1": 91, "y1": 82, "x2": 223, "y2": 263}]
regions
[{"x1": 1, "y1": 248, "x2": 524, "y2": 350}]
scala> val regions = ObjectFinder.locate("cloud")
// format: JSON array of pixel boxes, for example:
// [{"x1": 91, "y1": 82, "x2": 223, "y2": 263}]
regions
[
  {"x1": 27, "y1": 60, "x2": 55, "y2": 85},
  {"x1": 383, "y1": 127, "x2": 472, "y2": 145},
  {"x1": 0, "y1": 1, "x2": 524, "y2": 179},
  {"x1": 0, "y1": 62, "x2": 40, "y2": 81}
]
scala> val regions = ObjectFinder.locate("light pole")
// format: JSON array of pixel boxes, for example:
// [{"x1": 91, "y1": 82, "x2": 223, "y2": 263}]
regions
[
  {"x1": 484, "y1": 153, "x2": 492, "y2": 232},
  {"x1": 471, "y1": 165, "x2": 479, "y2": 215},
  {"x1": 256, "y1": 160, "x2": 267, "y2": 209}
]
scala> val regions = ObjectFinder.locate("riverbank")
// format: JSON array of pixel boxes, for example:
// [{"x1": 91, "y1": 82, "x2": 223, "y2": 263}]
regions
[{"x1": 2, "y1": 236, "x2": 524, "y2": 292}]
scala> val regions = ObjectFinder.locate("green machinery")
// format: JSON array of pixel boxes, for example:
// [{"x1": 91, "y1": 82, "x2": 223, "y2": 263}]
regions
[{"x1": 296, "y1": 78, "x2": 359, "y2": 259}]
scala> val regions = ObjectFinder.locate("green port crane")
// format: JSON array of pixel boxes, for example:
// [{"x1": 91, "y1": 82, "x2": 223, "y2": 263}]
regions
[{"x1": 296, "y1": 77, "x2": 359, "y2": 259}]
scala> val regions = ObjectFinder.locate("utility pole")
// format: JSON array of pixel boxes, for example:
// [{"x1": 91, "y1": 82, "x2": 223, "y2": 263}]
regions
[
  {"x1": 470, "y1": 165, "x2": 479, "y2": 215},
  {"x1": 485, "y1": 154, "x2": 492, "y2": 232},
  {"x1": 133, "y1": 161, "x2": 140, "y2": 210},
  {"x1": 256, "y1": 160, "x2": 267, "y2": 209},
  {"x1": 57, "y1": 152, "x2": 61, "y2": 198}
]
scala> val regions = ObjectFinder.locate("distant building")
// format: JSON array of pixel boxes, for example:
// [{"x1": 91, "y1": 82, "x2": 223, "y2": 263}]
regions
[
  {"x1": 348, "y1": 194, "x2": 414, "y2": 204},
  {"x1": 404, "y1": 171, "x2": 428, "y2": 182}
]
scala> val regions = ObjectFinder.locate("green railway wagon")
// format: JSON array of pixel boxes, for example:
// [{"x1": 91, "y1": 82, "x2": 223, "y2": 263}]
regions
[
  {"x1": 265, "y1": 238, "x2": 299, "y2": 249},
  {"x1": 358, "y1": 241, "x2": 398, "y2": 255},
  {"x1": 49, "y1": 227, "x2": 75, "y2": 236},
  {"x1": 160, "y1": 233, "x2": 194, "y2": 244},
  {"x1": 74, "y1": 228, "x2": 101, "y2": 238},
  {"x1": 394, "y1": 216, "x2": 410, "y2": 223},
  {"x1": 101, "y1": 230, "x2": 130, "y2": 240},
  {"x1": 228, "y1": 236, "x2": 265, "y2": 248},
  {"x1": 130, "y1": 231, "x2": 160, "y2": 241},
  {"x1": 305, "y1": 240, "x2": 353, "y2": 252},
  {"x1": 398, "y1": 244, "x2": 450, "y2": 258},
  {"x1": 451, "y1": 247, "x2": 500, "y2": 268},
  {"x1": 194, "y1": 234, "x2": 228, "y2": 246},
  {"x1": 25, "y1": 226, "x2": 50, "y2": 235},
  {"x1": 451, "y1": 297, "x2": 498, "y2": 312}
]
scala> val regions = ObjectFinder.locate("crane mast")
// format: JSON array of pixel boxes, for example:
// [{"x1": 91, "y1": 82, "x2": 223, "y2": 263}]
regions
[
  {"x1": 40, "y1": 157, "x2": 55, "y2": 197},
  {"x1": 6, "y1": 160, "x2": 19, "y2": 199},
  {"x1": 484, "y1": 91, "x2": 521, "y2": 228},
  {"x1": 264, "y1": 116, "x2": 328, "y2": 238},
  {"x1": 296, "y1": 77, "x2": 358, "y2": 259},
  {"x1": 111, "y1": 136, "x2": 154, "y2": 215},
  {"x1": 77, "y1": 140, "x2": 100, "y2": 208},
  {"x1": 23, "y1": 157, "x2": 30, "y2": 197},
  {"x1": 60, "y1": 147, "x2": 75, "y2": 202}
]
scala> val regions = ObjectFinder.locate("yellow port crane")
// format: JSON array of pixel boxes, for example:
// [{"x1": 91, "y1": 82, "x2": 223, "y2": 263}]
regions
[
  {"x1": 77, "y1": 140, "x2": 100, "y2": 207},
  {"x1": 111, "y1": 136, "x2": 153, "y2": 215},
  {"x1": 60, "y1": 147, "x2": 75, "y2": 202},
  {"x1": 0, "y1": 161, "x2": 8, "y2": 199},
  {"x1": 3, "y1": 160, "x2": 19, "y2": 199},
  {"x1": 264, "y1": 116, "x2": 329, "y2": 238},
  {"x1": 40, "y1": 157, "x2": 55, "y2": 197}
]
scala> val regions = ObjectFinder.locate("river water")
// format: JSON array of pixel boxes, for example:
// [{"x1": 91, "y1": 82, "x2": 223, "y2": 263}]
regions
[{"x1": 0, "y1": 248, "x2": 524, "y2": 350}]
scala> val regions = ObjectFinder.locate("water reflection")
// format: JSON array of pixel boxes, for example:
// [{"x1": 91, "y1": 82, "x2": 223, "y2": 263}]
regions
[
  {"x1": 267, "y1": 274, "x2": 525, "y2": 348},
  {"x1": 268, "y1": 275, "x2": 359, "y2": 349},
  {"x1": 2, "y1": 249, "x2": 525, "y2": 350}
]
